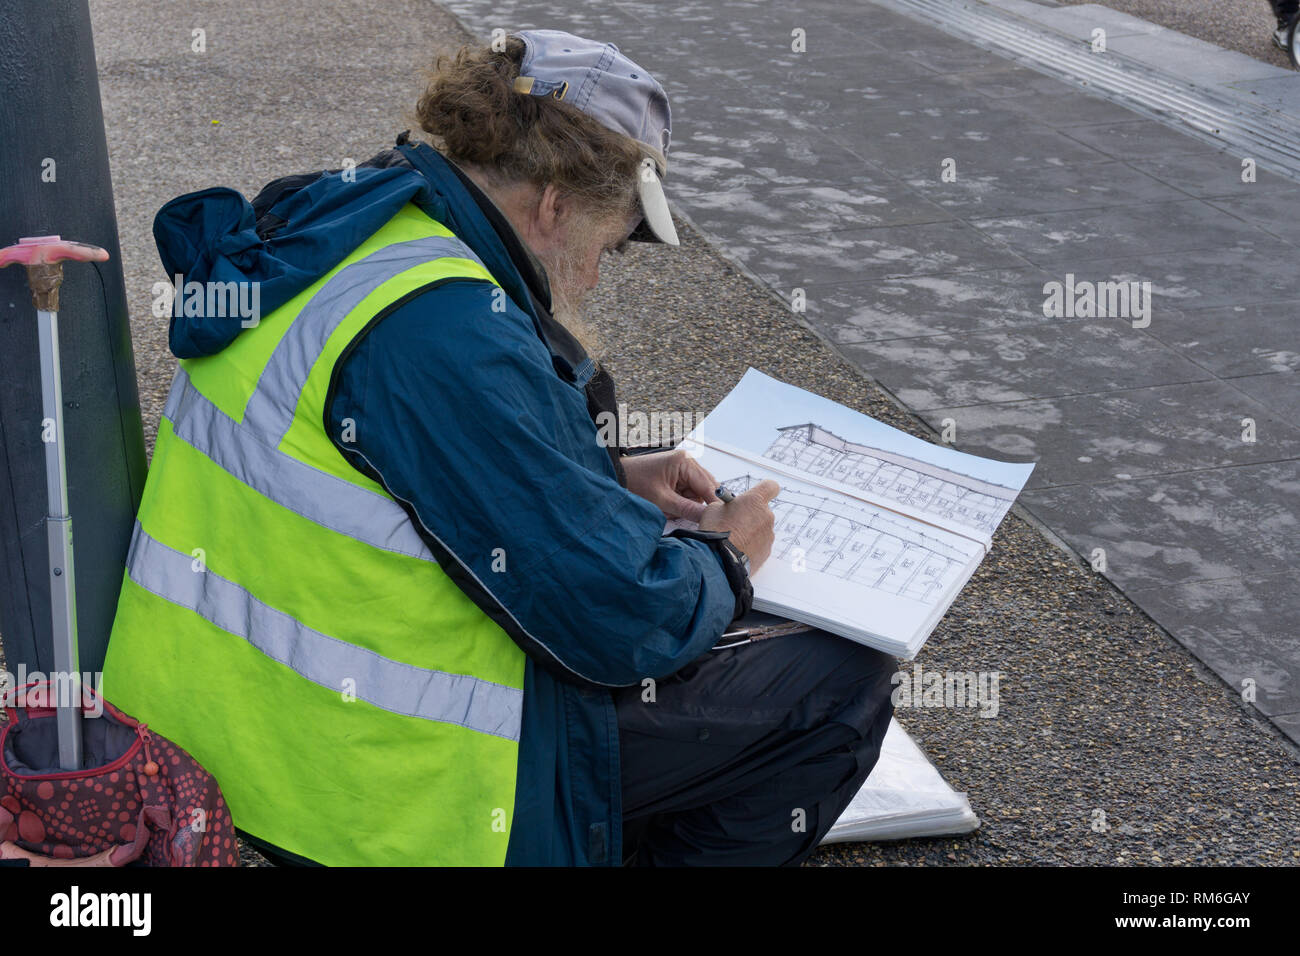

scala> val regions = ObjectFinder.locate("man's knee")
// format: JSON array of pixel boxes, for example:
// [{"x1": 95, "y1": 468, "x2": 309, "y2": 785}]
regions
[{"x1": 810, "y1": 637, "x2": 897, "y2": 736}]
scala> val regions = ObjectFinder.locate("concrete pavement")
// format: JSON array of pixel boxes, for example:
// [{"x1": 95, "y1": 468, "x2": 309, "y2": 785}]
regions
[{"x1": 1060, "y1": 0, "x2": 1293, "y2": 71}]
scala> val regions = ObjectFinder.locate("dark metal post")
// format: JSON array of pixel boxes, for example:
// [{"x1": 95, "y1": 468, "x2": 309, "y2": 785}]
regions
[{"x1": 0, "y1": 1, "x2": 147, "y2": 679}]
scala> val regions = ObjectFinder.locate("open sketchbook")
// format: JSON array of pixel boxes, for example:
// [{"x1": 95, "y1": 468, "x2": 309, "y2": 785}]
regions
[
  {"x1": 671, "y1": 369, "x2": 1035, "y2": 658},
  {"x1": 822, "y1": 717, "x2": 979, "y2": 844}
]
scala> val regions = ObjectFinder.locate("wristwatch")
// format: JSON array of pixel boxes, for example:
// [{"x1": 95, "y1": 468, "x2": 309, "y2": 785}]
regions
[{"x1": 667, "y1": 528, "x2": 754, "y2": 624}]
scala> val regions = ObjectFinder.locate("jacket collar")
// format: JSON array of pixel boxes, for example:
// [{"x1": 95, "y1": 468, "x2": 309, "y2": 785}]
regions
[{"x1": 395, "y1": 138, "x2": 597, "y2": 389}]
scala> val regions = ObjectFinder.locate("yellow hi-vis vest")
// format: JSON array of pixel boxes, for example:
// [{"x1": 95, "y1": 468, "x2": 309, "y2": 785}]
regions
[{"x1": 103, "y1": 202, "x2": 527, "y2": 866}]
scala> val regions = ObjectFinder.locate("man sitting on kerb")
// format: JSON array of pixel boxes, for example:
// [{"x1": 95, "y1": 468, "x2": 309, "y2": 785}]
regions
[{"x1": 102, "y1": 29, "x2": 897, "y2": 866}]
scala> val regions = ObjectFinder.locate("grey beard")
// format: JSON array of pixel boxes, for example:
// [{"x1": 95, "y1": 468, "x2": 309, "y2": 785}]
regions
[
  {"x1": 553, "y1": 303, "x2": 603, "y2": 361},
  {"x1": 542, "y1": 258, "x2": 603, "y2": 360}
]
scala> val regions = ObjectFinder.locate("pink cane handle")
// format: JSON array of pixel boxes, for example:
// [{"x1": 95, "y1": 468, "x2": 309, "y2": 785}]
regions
[
  {"x1": 0, "y1": 236, "x2": 108, "y2": 312},
  {"x1": 0, "y1": 235, "x2": 109, "y2": 269}
]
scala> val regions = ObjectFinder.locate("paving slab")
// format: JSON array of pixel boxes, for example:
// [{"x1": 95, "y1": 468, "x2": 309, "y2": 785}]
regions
[
  {"x1": 1123, "y1": 574, "x2": 1300, "y2": 718},
  {"x1": 1105, "y1": 28, "x2": 1296, "y2": 85},
  {"x1": 1127, "y1": 152, "x2": 1300, "y2": 198},
  {"x1": 731, "y1": 219, "x2": 1033, "y2": 285},
  {"x1": 1224, "y1": 370, "x2": 1300, "y2": 423},
  {"x1": 1144, "y1": 303, "x2": 1300, "y2": 378},
  {"x1": 900, "y1": 159, "x2": 1190, "y2": 218},
  {"x1": 986, "y1": 0, "x2": 1166, "y2": 41},
  {"x1": 1057, "y1": 119, "x2": 1229, "y2": 161},
  {"x1": 802, "y1": 266, "x2": 1068, "y2": 341},
  {"x1": 672, "y1": 106, "x2": 873, "y2": 187},
  {"x1": 992, "y1": 88, "x2": 1160, "y2": 128},
  {"x1": 976, "y1": 0, "x2": 1298, "y2": 88},
  {"x1": 925, "y1": 379, "x2": 1300, "y2": 489},
  {"x1": 844, "y1": 322, "x2": 1215, "y2": 409},
  {"x1": 969, "y1": 198, "x2": 1278, "y2": 265},
  {"x1": 671, "y1": 177, "x2": 954, "y2": 241},
  {"x1": 1226, "y1": 75, "x2": 1300, "y2": 114},
  {"x1": 1020, "y1": 461, "x2": 1300, "y2": 587},
  {"x1": 1050, "y1": 248, "x2": 1300, "y2": 312},
  {"x1": 829, "y1": 113, "x2": 1118, "y2": 177},
  {"x1": 944, "y1": 62, "x2": 1099, "y2": 99},
  {"x1": 817, "y1": 86, "x2": 1009, "y2": 122},
  {"x1": 1273, "y1": 712, "x2": 1300, "y2": 743},
  {"x1": 1206, "y1": 192, "x2": 1300, "y2": 248}
]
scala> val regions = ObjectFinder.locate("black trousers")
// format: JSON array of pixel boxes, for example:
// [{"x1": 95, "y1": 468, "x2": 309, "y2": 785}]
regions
[
  {"x1": 616, "y1": 614, "x2": 896, "y2": 866},
  {"x1": 1270, "y1": 0, "x2": 1300, "y2": 25}
]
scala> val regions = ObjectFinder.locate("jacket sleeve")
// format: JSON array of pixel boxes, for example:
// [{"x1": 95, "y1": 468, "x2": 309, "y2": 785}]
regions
[{"x1": 325, "y1": 278, "x2": 738, "y2": 689}]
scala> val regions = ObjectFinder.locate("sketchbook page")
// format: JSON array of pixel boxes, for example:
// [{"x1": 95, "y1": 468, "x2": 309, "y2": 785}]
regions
[
  {"x1": 682, "y1": 442, "x2": 984, "y2": 656},
  {"x1": 821, "y1": 717, "x2": 979, "y2": 844},
  {"x1": 689, "y1": 368, "x2": 1035, "y2": 544}
]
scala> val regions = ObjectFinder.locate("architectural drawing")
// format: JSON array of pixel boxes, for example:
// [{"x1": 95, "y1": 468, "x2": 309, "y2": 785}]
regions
[
  {"x1": 720, "y1": 475, "x2": 973, "y2": 606},
  {"x1": 677, "y1": 369, "x2": 1034, "y2": 655},
  {"x1": 762, "y1": 423, "x2": 1019, "y2": 536}
]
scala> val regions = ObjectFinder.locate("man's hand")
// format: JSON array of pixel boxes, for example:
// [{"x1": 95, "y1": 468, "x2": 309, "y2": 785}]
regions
[
  {"x1": 622, "y1": 448, "x2": 720, "y2": 520},
  {"x1": 698, "y1": 479, "x2": 780, "y2": 573}
]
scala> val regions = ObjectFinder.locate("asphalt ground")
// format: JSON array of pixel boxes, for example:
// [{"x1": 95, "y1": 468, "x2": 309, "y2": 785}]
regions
[
  {"x1": 59, "y1": 0, "x2": 1300, "y2": 866},
  {"x1": 1058, "y1": 0, "x2": 1293, "y2": 68}
]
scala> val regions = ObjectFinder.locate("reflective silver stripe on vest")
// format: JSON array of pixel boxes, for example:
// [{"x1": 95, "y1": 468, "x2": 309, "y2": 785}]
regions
[
  {"x1": 243, "y1": 235, "x2": 486, "y2": 446},
  {"x1": 163, "y1": 368, "x2": 436, "y2": 562},
  {"x1": 125, "y1": 522, "x2": 523, "y2": 741}
]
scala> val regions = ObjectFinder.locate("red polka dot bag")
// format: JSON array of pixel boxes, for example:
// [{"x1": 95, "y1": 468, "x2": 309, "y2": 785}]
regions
[{"x1": 0, "y1": 682, "x2": 238, "y2": 866}]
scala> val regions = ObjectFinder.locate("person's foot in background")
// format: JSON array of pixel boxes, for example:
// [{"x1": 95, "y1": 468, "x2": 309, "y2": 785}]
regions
[{"x1": 1269, "y1": 0, "x2": 1300, "y2": 50}]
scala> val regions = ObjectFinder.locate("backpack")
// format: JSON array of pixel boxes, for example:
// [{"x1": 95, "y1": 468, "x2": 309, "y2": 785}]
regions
[{"x1": 0, "y1": 681, "x2": 238, "y2": 866}]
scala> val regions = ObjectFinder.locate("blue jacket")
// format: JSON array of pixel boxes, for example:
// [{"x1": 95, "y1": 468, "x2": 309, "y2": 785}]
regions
[{"x1": 151, "y1": 136, "x2": 739, "y2": 865}]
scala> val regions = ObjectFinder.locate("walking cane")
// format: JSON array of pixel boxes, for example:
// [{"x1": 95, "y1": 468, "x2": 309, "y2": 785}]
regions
[{"x1": 0, "y1": 235, "x2": 110, "y2": 770}]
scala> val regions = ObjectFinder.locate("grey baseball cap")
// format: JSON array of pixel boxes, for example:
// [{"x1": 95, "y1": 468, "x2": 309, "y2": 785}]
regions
[{"x1": 510, "y1": 29, "x2": 679, "y2": 246}]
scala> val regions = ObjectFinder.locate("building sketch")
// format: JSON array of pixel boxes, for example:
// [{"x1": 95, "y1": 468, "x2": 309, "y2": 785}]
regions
[
  {"x1": 762, "y1": 423, "x2": 1018, "y2": 536},
  {"x1": 720, "y1": 475, "x2": 973, "y2": 606}
]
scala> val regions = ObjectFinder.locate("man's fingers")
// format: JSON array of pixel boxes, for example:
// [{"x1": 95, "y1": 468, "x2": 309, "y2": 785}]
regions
[
  {"x1": 745, "y1": 479, "x2": 781, "y2": 503},
  {"x1": 673, "y1": 497, "x2": 709, "y2": 523},
  {"x1": 679, "y1": 455, "x2": 718, "y2": 501}
]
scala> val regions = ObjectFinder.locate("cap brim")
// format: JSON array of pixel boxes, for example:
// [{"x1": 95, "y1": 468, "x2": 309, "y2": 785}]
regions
[{"x1": 631, "y1": 167, "x2": 680, "y2": 246}]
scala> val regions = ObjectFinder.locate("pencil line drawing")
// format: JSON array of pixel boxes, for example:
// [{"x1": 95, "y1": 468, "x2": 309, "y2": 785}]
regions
[
  {"x1": 720, "y1": 475, "x2": 974, "y2": 606},
  {"x1": 762, "y1": 423, "x2": 1017, "y2": 536}
]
